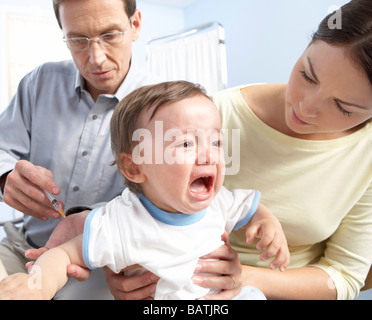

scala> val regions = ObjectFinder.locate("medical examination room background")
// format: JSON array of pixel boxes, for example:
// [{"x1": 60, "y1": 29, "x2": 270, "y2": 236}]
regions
[{"x1": 2, "y1": 0, "x2": 370, "y2": 299}]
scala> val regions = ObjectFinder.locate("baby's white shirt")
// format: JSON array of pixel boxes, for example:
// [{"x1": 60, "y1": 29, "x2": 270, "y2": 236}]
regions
[{"x1": 83, "y1": 186, "x2": 260, "y2": 300}]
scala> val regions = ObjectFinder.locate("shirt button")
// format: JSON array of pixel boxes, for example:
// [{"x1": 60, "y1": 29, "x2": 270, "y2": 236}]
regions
[
  {"x1": 82, "y1": 151, "x2": 88, "y2": 157},
  {"x1": 92, "y1": 115, "x2": 98, "y2": 120},
  {"x1": 73, "y1": 186, "x2": 79, "y2": 192}
]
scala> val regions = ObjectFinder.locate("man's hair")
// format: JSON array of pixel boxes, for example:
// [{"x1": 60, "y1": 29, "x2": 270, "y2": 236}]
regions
[
  {"x1": 52, "y1": 0, "x2": 137, "y2": 29},
  {"x1": 110, "y1": 81, "x2": 210, "y2": 193}
]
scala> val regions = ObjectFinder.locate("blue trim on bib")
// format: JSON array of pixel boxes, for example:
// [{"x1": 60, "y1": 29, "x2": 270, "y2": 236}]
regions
[{"x1": 139, "y1": 194, "x2": 207, "y2": 226}]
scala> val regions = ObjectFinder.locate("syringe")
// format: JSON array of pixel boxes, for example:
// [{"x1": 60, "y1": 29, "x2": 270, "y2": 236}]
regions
[{"x1": 42, "y1": 188, "x2": 66, "y2": 218}]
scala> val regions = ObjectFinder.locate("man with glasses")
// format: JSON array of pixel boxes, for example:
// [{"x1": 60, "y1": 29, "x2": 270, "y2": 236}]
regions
[
  {"x1": 0, "y1": 0, "x2": 243, "y2": 300},
  {"x1": 0, "y1": 0, "x2": 158, "y2": 299}
]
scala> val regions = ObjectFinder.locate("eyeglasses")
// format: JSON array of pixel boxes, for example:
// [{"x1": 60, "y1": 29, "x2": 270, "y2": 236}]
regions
[{"x1": 63, "y1": 20, "x2": 131, "y2": 51}]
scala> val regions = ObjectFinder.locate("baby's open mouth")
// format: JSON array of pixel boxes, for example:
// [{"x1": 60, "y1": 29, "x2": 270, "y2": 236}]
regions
[{"x1": 190, "y1": 176, "x2": 213, "y2": 194}]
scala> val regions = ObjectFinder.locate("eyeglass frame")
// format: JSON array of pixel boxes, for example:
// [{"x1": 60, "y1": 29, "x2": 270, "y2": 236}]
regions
[{"x1": 63, "y1": 19, "x2": 132, "y2": 51}]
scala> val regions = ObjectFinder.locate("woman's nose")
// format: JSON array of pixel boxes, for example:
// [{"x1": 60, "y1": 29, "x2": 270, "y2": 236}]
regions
[{"x1": 299, "y1": 97, "x2": 320, "y2": 117}]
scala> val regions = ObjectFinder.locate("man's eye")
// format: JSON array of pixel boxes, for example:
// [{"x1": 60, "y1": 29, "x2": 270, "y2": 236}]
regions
[
  {"x1": 102, "y1": 33, "x2": 116, "y2": 41},
  {"x1": 72, "y1": 38, "x2": 86, "y2": 44}
]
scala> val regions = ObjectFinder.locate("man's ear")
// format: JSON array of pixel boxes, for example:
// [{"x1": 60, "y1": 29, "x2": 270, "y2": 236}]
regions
[
  {"x1": 117, "y1": 153, "x2": 146, "y2": 183},
  {"x1": 130, "y1": 9, "x2": 141, "y2": 42}
]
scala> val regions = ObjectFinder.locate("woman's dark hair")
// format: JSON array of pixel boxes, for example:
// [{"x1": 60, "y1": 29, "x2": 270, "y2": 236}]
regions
[
  {"x1": 52, "y1": 0, "x2": 137, "y2": 29},
  {"x1": 310, "y1": 0, "x2": 372, "y2": 87}
]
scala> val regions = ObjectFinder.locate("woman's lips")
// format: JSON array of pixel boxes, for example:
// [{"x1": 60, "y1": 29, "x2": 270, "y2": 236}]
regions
[{"x1": 291, "y1": 108, "x2": 311, "y2": 126}]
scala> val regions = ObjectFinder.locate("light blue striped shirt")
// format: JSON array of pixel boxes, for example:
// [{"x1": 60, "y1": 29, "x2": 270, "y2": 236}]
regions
[{"x1": 0, "y1": 58, "x2": 158, "y2": 247}]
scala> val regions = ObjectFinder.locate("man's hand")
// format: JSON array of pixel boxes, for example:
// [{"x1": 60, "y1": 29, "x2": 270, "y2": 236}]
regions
[
  {"x1": 2, "y1": 160, "x2": 64, "y2": 220},
  {"x1": 103, "y1": 266, "x2": 159, "y2": 300},
  {"x1": 25, "y1": 211, "x2": 91, "y2": 281}
]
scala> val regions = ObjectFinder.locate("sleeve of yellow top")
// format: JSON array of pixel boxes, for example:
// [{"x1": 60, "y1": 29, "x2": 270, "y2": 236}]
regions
[{"x1": 309, "y1": 183, "x2": 372, "y2": 300}]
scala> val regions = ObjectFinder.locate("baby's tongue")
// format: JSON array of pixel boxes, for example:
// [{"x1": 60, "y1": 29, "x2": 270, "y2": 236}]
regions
[{"x1": 190, "y1": 178, "x2": 207, "y2": 193}]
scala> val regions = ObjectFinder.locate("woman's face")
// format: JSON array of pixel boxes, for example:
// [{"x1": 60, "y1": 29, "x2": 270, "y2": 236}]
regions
[{"x1": 285, "y1": 41, "x2": 372, "y2": 140}]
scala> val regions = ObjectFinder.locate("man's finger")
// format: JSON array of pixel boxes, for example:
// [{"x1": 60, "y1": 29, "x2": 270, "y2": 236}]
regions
[
  {"x1": 25, "y1": 247, "x2": 49, "y2": 260},
  {"x1": 67, "y1": 264, "x2": 92, "y2": 282}
]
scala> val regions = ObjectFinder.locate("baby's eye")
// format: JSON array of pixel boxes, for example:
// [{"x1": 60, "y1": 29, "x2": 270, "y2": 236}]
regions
[
  {"x1": 183, "y1": 141, "x2": 194, "y2": 148},
  {"x1": 212, "y1": 140, "x2": 222, "y2": 148}
]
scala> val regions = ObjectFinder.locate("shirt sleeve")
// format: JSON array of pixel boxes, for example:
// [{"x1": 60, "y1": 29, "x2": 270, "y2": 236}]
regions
[
  {"x1": 215, "y1": 187, "x2": 261, "y2": 233},
  {"x1": 232, "y1": 190, "x2": 261, "y2": 230},
  {"x1": 82, "y1": 206, "x2": 127, "y2": 273},
  {"x1": 0, "y1": 70, "x2": 35, "y2": 201},
  {"x1": 309, "y1": 183, "x2": 372, "y2": 300},
  {"x1": 82, "y1": 209, "x2": 99, "y2": 270}
]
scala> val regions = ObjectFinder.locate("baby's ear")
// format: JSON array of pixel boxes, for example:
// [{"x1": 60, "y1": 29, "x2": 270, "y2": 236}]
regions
[{"x1": 117, "y1": 153, "x2": 146, "y2": 184}]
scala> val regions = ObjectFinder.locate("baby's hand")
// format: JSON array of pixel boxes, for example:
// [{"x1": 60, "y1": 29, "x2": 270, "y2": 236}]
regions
[
  {"x1": 244, "y1": 204, "x2": 290, "y2": 272},
  {"x1": 0, "y1": 272, "x2": 46, "y2": 300}
]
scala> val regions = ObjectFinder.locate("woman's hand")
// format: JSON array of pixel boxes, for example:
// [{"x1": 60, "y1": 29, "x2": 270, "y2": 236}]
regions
[
  {"x1": 192, "y1": 231, "x2": 242, "y2": 300},
  {"x1": 101, "y1": 232, "x2": 241, "y2": 300}
]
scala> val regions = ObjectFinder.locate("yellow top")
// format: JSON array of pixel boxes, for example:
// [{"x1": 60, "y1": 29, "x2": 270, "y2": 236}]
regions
[
  {"x1": 0, "y1": 259, "x2": 8, "y2": 281},
  {"x1": 213, "y1": 86, "x2": 372, "y2": 300}
]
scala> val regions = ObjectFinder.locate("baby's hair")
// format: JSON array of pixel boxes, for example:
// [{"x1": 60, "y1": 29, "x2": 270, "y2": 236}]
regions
[{"x1": 110, "y1": 81, "x2": 210, "y2": 193}]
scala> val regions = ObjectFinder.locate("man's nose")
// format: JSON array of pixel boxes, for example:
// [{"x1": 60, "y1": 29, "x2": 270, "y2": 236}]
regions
[{"x1": 88, "y1": 41, "x2": 107, "y2": 66}]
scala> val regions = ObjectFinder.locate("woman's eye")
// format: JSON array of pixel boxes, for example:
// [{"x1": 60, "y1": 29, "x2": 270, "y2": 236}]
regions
[
  {"x1": 300, "y1": 70, "x2": 317, "y2": 84},
  {"x1": 334, "y1": 99, "x2": 352, "y2": 117}
]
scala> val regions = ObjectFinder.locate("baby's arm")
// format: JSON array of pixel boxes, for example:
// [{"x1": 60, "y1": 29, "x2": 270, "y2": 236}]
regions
[
  {"x1": 242, "y1": 203, "x2": 290, "y2": 271},
  {"x1": 0, "y1": 235, "x2": 84, "y2": 300}
]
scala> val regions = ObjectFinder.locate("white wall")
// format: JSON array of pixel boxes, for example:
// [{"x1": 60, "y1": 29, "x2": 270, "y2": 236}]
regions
[
  {"x1": 0, "y1": 1, "x2": 70, "y2": 112},
  {"x1": 184, "y1": 0, "x2": 349, "y2": 87},
  {"x1": 135, "y1": 1, "x2": 185, "y2": 68},
  {"x1": 1, "y1": 1, "x2": 352, "y2": 102},
  {"x1": 0, "y1": 0, "x2": 184, "y2": 112}
]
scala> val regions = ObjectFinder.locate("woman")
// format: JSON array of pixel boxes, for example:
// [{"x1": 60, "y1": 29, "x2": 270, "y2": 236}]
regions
[
  {"x1": 209, "y1": 0, "x2": 372, "y2": 300},
  {"x1": 114, "y1": 0, "x2": 371, "y2": 299}
]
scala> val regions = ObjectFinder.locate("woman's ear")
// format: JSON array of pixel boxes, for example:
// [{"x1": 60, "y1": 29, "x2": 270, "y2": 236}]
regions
[{"x1": 117, "y1": 153, "x2": 146, "y2": 184}]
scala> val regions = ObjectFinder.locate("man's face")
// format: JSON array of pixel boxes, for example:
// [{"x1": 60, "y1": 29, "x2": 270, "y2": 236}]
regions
[{"x1": 60, "y1": 0, "x2": 141, "y2": 101}]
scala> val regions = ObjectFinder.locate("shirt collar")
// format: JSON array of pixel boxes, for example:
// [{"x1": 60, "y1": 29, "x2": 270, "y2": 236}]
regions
[{"x1": 138, "y1": 193, "x2": 207, "y2": 226}]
